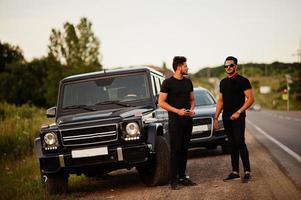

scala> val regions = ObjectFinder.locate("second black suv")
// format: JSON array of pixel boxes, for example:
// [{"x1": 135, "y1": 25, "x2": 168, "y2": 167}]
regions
[{"x1": 34, "y1": 67, "x2": 171, "y2": 194}]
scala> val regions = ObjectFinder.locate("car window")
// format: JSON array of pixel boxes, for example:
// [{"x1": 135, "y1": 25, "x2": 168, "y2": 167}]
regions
[
  {"x1": 195, "y1": 90, "x2": 216, "y2": 106},
  {"x1": 61, "y1": 73, "x2": 150, "y2": 108}
]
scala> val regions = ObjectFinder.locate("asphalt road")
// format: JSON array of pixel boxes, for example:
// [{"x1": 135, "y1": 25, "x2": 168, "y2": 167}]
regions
[
  {"x1": 246, "y1": 110, "x2": 301, "y2": 155},
  {"x1": 62, "y1": 131, "x2": 301, "y2": 200},
  {"x1": 246, "y1": 110, "x2": 301, "y2": 187}
]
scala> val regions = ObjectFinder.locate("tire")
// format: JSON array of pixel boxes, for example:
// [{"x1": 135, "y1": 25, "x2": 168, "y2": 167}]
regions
[
  {"x1": 207, "y1": 145, "x2": 218, "y2": 150},
  {"x1": 138, "y1": 136, "x2": 171, "y2": 186},
  {"x1": 221, "y1": 142, "x2": 231, "y2": 154},
  {"x1": 43, "y1": 172, "x2": 68, "y2": 194}
]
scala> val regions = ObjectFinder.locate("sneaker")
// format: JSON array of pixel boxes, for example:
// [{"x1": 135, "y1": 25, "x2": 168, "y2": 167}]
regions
[
  {"x1": 223, "y1": 172, "x2": 240, "y2": 181},
  {"x1": 179, "y1": 177, "x2": 197, "y2": 186},
  {"x1": 242, "y1": 173, "x2": 251, "y2": 183},
  {"x1": 170, "y1": 181, "x2": 183, "y2": 190}
]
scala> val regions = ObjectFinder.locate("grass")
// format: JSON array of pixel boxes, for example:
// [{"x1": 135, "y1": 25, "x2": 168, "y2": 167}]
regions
[
  {"x1": 0, "y1": 155, "x2": 45, "y2": 200},
  {"x1": 249, "y1": 76, "x2": 301, "y2": 110},
  {"x1": 0, "y1": 102, "x2": 47, "y2": 159},
  {"x1": 0, "y1": 153, "x2": 91, "y2": 200},
  {"x1": 0, "y1": 102, "x2": 99, "y2": 199},
  {"x1": 0, "y1": 102, "x2": 56, "y2": 199}
]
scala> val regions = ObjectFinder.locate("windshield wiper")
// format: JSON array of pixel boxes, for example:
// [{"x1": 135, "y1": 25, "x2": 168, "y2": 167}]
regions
[
  {"x1": 63, "y1": 105, "x2": 96, "y2": 111},
  {"x1": 95, "y1": 100, "x2": 131, "y2": 107}
]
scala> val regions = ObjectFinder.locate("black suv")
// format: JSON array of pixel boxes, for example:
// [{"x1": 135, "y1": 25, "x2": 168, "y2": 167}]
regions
[{"x1": 34, "y1": 67, "x2": 170, "y2": 194}]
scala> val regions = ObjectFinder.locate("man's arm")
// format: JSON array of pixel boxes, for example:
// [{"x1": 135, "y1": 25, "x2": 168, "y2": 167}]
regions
[
  {"x1": 230, "y1": 89, "x2": 254, "y2": 120},
  {"x1": 158, "y1": 92, "x2": 187, "y2": 116},
  {"x1": 214, "y1": 93, "x2": 223, "y2": 129},
  {"x1": 189, "y1": 92, "x2": 195, "y2": 111},
  {"x1": 188, "y1": 92, "x2": 195, "y2": 117}
]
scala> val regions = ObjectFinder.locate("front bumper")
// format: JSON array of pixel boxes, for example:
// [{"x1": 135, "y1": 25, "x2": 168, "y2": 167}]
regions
[
  {"x1": 39, "y1": 143, "x2": 152, "y2": 174},
  {"x1": 189, "y1": 129, "x2": 227, "y2": 147}
]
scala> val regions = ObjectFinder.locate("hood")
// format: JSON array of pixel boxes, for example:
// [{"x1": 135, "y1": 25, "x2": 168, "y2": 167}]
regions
[
  {"x1": 57, "y1": 107, "x2": 152, "y2": 125},
  {"x1": 194, "y1": 105, "x2": 216, "y2": 117}
]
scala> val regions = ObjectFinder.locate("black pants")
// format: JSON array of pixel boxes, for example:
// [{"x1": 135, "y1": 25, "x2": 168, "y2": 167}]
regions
[
  {"x1": 223, "y1": 117, "x2": 251, "y2": 172},
  {"x1": 168, "y1": 115, "x2": 193, "y2": 182}
]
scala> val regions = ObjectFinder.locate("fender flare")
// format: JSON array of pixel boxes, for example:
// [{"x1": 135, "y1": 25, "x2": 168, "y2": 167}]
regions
[{"x1": 146, "y1": 123, "x2": 164, "y2": 152}]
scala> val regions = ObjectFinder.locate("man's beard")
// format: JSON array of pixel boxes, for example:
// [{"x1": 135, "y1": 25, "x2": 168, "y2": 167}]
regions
[
  {"x1": 226, "y1": 70, "x2": 235, "y2": 75},
  {"x1": 181, "y1": 70, "x2": 188, "y2": 75}
]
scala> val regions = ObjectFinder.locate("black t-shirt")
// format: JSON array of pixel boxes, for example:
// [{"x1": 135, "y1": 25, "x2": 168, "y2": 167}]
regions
[
  {"x1": 220, "y1": 74, "x2": 252, "y2": 119},
  {"x1": 160, "y1": 76, "x2": 193, "y2": 117}
]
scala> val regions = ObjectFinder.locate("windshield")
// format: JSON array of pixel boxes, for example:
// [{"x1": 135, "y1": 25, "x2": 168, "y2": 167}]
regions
[
  {"x1": 61, "y1": 73, "x2": 150, "y2": 109},
  {"x1": 195, "y1": 90, "x2": 216, "y2": 106}
]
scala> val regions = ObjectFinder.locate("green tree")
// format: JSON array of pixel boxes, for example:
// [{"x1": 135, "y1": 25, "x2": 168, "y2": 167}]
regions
[
  {"x1": 0, "y1": 41, "x2": 24, "y2": 72},
  {"x1": 43, "y1": 57, "x2": 64, "y2": 106},
  {"x1": 0, "y1": 58, "x2": 49, "y2": 106},
  {"x1": 0, "y1": 41, "x2": 25, "y2": 102},
  {"x1": 48, "y1": 17, "x2": 102, "y2": 73}
]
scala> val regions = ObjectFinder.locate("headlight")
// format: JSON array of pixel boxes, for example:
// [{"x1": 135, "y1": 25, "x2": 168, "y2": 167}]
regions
[
  {"x1": 125, "y1": 122, "x2": 140, "y2": 138},
  {"x1": 44, "y1": 132, "x2": 58, "y2": 145}
]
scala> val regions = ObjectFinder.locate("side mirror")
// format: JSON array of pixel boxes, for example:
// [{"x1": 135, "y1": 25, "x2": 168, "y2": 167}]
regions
[{"x1": 46, "y1": 107, "x2": 56, "y2": 118}]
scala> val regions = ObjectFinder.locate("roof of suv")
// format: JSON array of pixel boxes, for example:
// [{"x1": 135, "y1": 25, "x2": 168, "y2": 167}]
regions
[{"x1": 61, "y1": 66, "x2": 163, "y2": 82}]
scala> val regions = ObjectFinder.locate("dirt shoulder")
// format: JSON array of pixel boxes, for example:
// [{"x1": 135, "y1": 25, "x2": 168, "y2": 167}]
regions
[{"x1": 65, "y1": 130, "x2": 301, "y2": 200}]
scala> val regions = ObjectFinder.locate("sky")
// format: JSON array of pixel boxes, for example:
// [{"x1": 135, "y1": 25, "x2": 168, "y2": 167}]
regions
[{"x1": 0, "y1": 0, "x2": 301, "y2": 73}]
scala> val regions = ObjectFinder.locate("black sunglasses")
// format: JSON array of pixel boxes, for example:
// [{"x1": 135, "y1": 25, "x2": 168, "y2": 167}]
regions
[{"x1": 224, "y1": 64, "x2": 236, "y2": 68}]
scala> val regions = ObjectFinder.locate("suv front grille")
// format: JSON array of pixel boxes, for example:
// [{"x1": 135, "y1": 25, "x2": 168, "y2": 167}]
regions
[
  {"x1": 60, "y1": 124, "x2": 118, "y2": 146},
  {"x1": 191, "y1": 117, "x2": 212, "y2": 139},
  {"x1": 193, "y1": 117, "x2": 212, "y2": 126}
]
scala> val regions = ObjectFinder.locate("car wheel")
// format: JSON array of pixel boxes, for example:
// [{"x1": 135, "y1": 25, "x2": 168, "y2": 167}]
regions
[
  {"x1": 207, "y1": 145, "x2": 218, "y2": 150},
  {"x1": 43, "y1": 172, "x2": 68, "y2": 194},
  {"x1": 138, "y1": 136, "x2": 170, "y2": 186}
]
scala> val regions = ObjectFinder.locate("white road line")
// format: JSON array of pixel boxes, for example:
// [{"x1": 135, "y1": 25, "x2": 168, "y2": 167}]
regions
[{"x1": 247, "y1": 119, "x2": 301, "y2": 163}]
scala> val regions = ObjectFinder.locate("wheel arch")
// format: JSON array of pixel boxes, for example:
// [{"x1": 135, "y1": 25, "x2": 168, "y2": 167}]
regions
[{"x1": 146, "y1": 123, "x2": 165, "y2": 151}]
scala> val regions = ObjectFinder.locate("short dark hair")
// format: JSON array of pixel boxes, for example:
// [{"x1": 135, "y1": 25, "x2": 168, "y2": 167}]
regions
[
  {"x1": 224, "y1": 56, "x2": 238, "y2": 65},
  {"x1": 172, "y1": 56, "x2": 187, "y2": 71}
]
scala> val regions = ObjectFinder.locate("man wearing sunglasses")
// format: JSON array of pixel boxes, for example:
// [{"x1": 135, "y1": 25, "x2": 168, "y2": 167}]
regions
[{"x1": 213, "y1": 56, "x2": 254, "y2": 183}]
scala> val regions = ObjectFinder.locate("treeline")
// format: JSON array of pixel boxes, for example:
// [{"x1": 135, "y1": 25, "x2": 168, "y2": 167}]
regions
[
  {"x1": 0, "y1": 17, "x2": 102, "y2": 107},
  {"x1": 194, "y1": 62, "x2": 301, "y2": 78}
]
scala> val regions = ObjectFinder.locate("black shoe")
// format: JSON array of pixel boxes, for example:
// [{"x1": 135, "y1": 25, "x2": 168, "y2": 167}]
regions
[
  {"x1": 242, "y1": 173, "x2": 251, "y2": 183},
  {"x1": 179, "y1": 177, "x2": 197, "y2": 186},
  {"x1": 170, "y1": 181, "x2": 183, "y2": 190},
  {"x1": 223, "y1": 173, "x2": 240, "y2": 181}
]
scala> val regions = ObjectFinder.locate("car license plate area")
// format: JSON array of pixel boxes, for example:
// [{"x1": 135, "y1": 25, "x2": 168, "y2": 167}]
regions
[
  {"x1": 71, "y1": 146, "x2": 108, "y2": 158},
  {"x1": 192, "y1": 125, "x2": 209, "y2": 134}
]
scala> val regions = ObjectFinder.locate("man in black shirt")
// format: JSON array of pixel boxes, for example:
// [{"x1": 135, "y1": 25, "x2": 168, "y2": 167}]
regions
[
  {"x1": 159, "y1": 56, "x2": 197, "y2": 190},
  {"x1": 214, "y1": 56, "x2": 254, "y2": 183}
]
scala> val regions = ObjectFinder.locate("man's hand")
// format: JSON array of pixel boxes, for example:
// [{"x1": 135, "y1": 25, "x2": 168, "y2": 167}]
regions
[
  {"x1": 177, "y1": 108, "x2": 187, "y2": 116},
  {"x1": 230, "y1": 112, "x2": 240, "y2": 120},
  {"x1": 177, "y1": 108, "x2": 193, "y2": 116},
  {"x1": 186, "y1": 109, "x2": 195, "y2": 117},
  {"x1": 188, "y1": 110, "x2": 195, "y2": 117},
  {"x1": 213, "y1": 119, "x2": 219, "y2": 129}
]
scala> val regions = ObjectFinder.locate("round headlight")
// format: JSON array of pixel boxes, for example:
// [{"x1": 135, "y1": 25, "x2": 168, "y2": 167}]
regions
[
  {"x1": 125, "y1": 122, "x2": 140, "y2": 137},
  {"x1": 44, "y1": 132, "x2": 58, "y2": 145}
]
